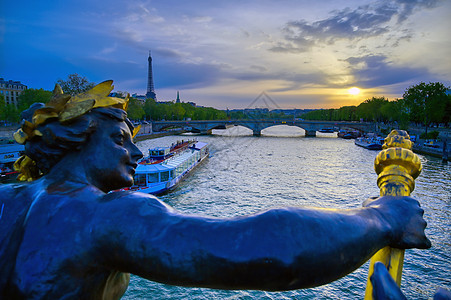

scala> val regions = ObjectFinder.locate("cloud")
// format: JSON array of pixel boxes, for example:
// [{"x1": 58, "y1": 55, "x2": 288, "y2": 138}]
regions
[
  {"x1": 344, "y1": 55, "x2": 430, "y2": 88},
  {"x1": 155, "y1": 62, "x2": 223, "y2": 89},
  {"x1": 99, "y1": 44, "x2": 118, "y2": 55},
  {"x1": 270, "y1": 0, "x2": 442, "y2": 53},
  {"x1": 395, "y1": 0, "x2": 441, "y2": 23}
]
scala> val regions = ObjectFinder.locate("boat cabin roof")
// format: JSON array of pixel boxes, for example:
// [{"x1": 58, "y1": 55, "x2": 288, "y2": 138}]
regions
[
  {"x1": 149, "y1": 147, "x2": 171, "y2": 157},
  {"x1": 135, "y1": 163, "x2": 173, "y2": 174},
  {"x1": 190, "y1": 142, "x2": 208, "y2": 150}
]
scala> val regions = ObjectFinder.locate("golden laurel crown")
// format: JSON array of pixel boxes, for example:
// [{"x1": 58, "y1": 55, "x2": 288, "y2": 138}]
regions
[{"x1": 13, "y1": 80, "x2": 140, "y2": 181}]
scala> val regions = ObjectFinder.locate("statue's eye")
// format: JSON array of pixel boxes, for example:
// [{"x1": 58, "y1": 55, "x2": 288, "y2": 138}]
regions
[{"x1": 114, "y1": 134, "x2": 125, "y2": 146}]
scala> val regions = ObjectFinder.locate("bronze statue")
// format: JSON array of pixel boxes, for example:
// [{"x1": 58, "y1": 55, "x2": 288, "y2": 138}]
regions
[{"x1": 0, "y1": 81, "x2": 430, "y2": 299}]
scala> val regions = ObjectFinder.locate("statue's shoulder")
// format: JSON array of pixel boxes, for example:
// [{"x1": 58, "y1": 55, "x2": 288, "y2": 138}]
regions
[
  {"x1": 0, "y1": 182, "x2": 30, "y2": 202},
  {"x1": 98, "y1": 191, "x2": 174, "y2": 214},
  {"x1": 0, "y1": 182, "x2": 33, "y2": 284}
]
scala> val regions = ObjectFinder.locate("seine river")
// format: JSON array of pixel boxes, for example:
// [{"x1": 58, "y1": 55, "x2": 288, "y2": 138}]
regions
[{"x1": 125, "y1": 126, "x2": 450, "y2": 299}]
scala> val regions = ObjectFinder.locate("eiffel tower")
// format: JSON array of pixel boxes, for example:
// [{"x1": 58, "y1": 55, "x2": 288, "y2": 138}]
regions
[{"x1": 146, "y1": 51, "x2": 157, "y2": 100}]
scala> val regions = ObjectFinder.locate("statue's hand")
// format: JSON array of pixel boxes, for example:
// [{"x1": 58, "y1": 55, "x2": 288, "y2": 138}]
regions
[{"x1": 363, "y1": 196, "x2": 431, "y2": 249}]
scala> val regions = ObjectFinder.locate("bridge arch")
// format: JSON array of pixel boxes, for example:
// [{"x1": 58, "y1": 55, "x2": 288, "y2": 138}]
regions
[{"x1": 151, "y1": 120, "x2": 376, "y2": 137}]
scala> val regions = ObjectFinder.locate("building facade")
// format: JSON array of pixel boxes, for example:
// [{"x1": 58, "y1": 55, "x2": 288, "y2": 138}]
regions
[{"x1": 0, "y1": 78, "x2": 27, "y2": 106}]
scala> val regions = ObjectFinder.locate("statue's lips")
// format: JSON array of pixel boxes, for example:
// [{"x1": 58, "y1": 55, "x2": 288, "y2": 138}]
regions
[{"x1": 127, "y1": 163, "x2": 138, "y2": 174}]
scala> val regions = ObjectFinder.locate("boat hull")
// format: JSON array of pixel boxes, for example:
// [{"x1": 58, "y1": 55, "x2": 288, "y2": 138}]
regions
[{"x1": 355, "y1": 139, "x2": 382, "y2": 150}]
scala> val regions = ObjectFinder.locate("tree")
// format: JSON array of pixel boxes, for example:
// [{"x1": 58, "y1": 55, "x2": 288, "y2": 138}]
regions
[
  {"x1": 0, "y1": 97, "x2": 20, "y2": 123},
  {"x1": 17, "y1": 88, "x2": 52, "y2": 114},
  {"x1": 403, "y1": 82, "x2": 449, "y2": 134},
  {"x1": 0, "y1": 95, "x2": 6, "y2": 121},
  {"x1": 443, "y1": 95, "x2": 451, "y2": 125},
  {"x1": 356, "y1": 97, "x2": 388, "y2": 122},
  {"x1": 173, "y1": 103, "x2": 186, "y2": 120},
  {"x1": 127, "y1": 98, "x2": 145, "y2": 120},
  {"x1": 57, "y1": 73, "x2": 95, "y2": 95}
]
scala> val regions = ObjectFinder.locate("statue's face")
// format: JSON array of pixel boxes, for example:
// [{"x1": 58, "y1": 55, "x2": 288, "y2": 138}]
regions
[{"x1": 81, "y1": 119, "x2": 143, "y2": 192}]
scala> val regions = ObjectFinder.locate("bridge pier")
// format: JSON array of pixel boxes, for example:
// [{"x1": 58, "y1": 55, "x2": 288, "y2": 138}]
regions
[
  {"x1": 200, "y1": 129, "x2": 213, "y2": 135},
  {"x1": 305, "y1": 130, "x2": 316, "y2": 137},
  {"x1": 253, "y1": 129, "x2": 261, "y2": 137}
]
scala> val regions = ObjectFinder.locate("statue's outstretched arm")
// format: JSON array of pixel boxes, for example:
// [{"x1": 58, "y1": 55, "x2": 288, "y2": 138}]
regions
[{"x1": 95, "y1": 192, "x2": 429, "y2": 291}]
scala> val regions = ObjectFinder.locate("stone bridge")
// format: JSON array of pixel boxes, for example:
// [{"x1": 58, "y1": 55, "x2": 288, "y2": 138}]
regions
[{"x1": 151, "y1": 119, "x2": 377, "y2": 137}]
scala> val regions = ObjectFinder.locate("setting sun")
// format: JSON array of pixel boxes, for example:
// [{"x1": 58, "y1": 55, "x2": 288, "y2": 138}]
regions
[{"x1": 348, "y1": 87, "x2": 361, "y2": 95}]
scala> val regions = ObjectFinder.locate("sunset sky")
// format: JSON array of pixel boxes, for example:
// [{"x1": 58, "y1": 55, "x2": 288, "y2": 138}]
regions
[{"x1": 1, "y1": 0, "x2": 450, "y2": 109}]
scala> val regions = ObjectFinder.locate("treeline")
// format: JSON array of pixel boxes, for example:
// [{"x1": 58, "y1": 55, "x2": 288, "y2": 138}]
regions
[
  {"x1": 0, "y1": 91, "x2": 228, "y2": 123},
  {"x1": 302, "y1": 82, "x2": 451, "y2": 128},
  {"x1": 0, "y1": 88, "x2": 53, "y2": 123},
  {"x1": 302, "y1": 98, "x2": 403, "y2": 122},
  {"x1": 128, "y1": 98, "x2": 227, "y2": 121}
]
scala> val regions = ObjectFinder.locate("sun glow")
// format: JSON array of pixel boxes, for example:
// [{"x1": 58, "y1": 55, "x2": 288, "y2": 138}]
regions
[{"x1": 348, "y1": 87, "x2": 361, "y2": 95}]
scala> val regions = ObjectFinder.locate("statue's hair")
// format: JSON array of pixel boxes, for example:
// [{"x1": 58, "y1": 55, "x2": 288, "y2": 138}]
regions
[{"x1": 24, "y1": 106, "x2": 134, "y2": 175}]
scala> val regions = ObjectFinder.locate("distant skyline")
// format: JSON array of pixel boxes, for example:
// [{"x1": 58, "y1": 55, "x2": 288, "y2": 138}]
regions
[{"x1": 1, "y1": 0, "x2": 450, "y2": 109}]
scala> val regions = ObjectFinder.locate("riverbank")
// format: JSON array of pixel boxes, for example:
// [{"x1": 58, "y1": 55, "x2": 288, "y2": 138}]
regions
[
  {"x1": 413, "y1": 139, "x2": 449, "y2": 161},
  {"x1": 134, "y1": 129, "x2": 185, "y2": 142}
]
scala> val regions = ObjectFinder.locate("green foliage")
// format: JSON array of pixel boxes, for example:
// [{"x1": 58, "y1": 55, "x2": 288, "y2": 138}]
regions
[
  {"x1": 0, "y1": 95, "x2": 20, "y2": 123},
  {"x1": 57, "y1": 73, "x2": 95, "y2": 95},
  {"x1": 142, "y1": 99, "x2": 227, "y2": 121},
  {"x1": 420, "y1": 131, "x2": 439, "y2": 140},
  {"x1": 357, "y1": 97, "x2": 389, "y2": 122},
  {"x1": 403, "y1": 82, "x2": 449, "y2": 125},
  {"x1": 0, "y1": 89, "x2": 52, "y2": 123},
  {"x1": 17, "y1": 88, "x2": 52, "y2": 113},
  {"x1": 127, "y1": 98, "x2": 145, "y2": 120}
]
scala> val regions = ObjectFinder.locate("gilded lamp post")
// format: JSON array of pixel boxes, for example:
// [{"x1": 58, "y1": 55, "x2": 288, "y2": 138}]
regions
[{"x1": 364, "y1": 130, "x2": 423, "y2": 299}]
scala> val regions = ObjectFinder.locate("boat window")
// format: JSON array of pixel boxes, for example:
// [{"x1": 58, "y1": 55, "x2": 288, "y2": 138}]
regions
[
  {"x1": 161, "y1": 171, "x2": 170, "y2": 182},
  {"x1": 159, "y1": 150, "x2": 165, "y2": 156},
  {"x1": 176, "y1": 166, "x2": 182, "y2": 176},
  {"x1": 170, "y1": 170, "x2": 175, "y2": 178},
  {"x1": 134, "y1": 174, "x2": 147, "y2": 186},
  {"x1": 148, "y1": 173, "x2": 159, "y2": 183}
]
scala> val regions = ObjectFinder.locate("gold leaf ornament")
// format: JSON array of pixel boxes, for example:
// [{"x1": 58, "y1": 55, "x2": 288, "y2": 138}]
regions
[
  {"x1": 32, "y1": 107, "x2": 59, "y2": 126},
  {"x1": 59, "y1": 99, "x2": 96, "y2": 123},
  {"x1": 70, "y1": 80, "x2": 114, "y2": 103},
  {"x1": 13, "y1": 129, "x2": 28, "y2": 144},
  {"x1": 47, "y1": 94, "x2": 71, "y2": 112},
  {"x1": 93, "y1": 96, "x2": 127, "y2": 110},
  {"x1": 14, "y1": 155, "x2": 41, "y2": 181},
  {"x1": 133, "y1": 125, "x2": 141, "y2": 138}
]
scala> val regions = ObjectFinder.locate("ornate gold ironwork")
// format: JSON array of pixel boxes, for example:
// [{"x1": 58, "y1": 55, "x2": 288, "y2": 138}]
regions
[{"x1": 364, "y1": 130, "x2": 422, "y2": 299}]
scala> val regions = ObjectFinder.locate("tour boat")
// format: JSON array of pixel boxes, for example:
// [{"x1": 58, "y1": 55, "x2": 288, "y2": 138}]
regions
[
  {"x1": 0, "y1": 142, "x2": 25, "y2": 181},
  {"x1": 354, "y1": 135, "x2": 384, "y2": 150},
  {"x1": 121, "y1": 140, "x2": 209, "y2": 195}
]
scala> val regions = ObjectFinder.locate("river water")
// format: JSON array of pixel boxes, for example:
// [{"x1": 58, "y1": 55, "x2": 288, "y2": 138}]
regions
[{"x1": 125, "y1": 126, "x2": 450, "y2": 299}]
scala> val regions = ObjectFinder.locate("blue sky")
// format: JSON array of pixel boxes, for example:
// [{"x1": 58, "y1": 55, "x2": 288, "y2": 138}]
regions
[{"x1": 1, "y1": 0, "x2": 450, "y2": 109}]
